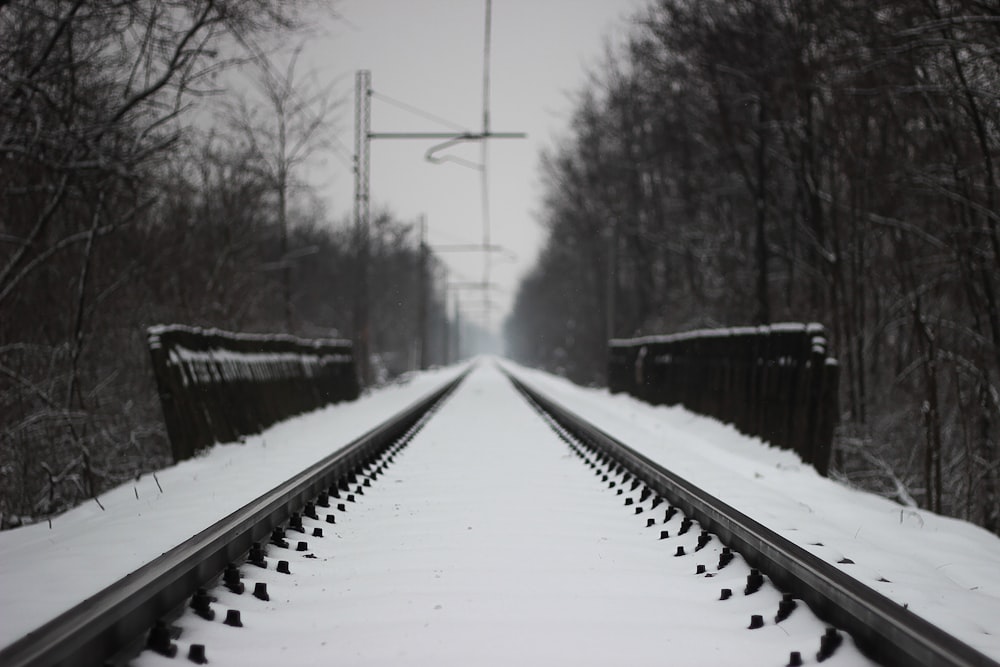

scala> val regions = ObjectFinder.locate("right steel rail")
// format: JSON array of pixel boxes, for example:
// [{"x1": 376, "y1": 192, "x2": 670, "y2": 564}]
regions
[{"x1": 506, "y1": 370, "x2": 998, "y2": 667}]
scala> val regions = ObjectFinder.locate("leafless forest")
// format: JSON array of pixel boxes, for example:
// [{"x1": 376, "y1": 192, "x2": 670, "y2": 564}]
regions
[
  {"x1": 3, "y1": 0, "x2": 998, "y2": 537},
  {"x1": 0, "y1": 1, "x2": 451, "y2": 527},
  {"x1": 506, "y1": 1, "x2": 1000, "y2": 533}
]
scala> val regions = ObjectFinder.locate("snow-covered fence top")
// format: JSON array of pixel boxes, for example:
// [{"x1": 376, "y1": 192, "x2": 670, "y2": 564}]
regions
[
  {"x1": 608, "y1": 323, "x2": 838, "y2": 475},
  {"x1": 147, "y1": 325, "x2": 359, "y2": 462}
]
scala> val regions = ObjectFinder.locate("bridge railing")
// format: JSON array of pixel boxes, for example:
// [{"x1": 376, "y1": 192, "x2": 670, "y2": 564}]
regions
[
  {"x1": 147, "y1": 325, "x2": 359, "y2": 462},
  {"x1": 608, "y1": 323, "x2": 839, "y2": 475}
]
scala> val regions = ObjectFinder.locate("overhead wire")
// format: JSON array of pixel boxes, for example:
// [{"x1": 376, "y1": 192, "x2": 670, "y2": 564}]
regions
[
  {"x1": 480, "y1": 0, "x2": 493, "y2": 330},
  {"x1": 370, "y1": 90, "x2": 470, "y2": 133}
]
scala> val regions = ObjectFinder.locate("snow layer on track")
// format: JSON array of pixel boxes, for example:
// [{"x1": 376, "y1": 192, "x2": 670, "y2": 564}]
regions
[
  {"x1": 0, "y1": 365, "x2": 466, "y2": 650},
  {"x1": 502, "y1": 360, "x2": 1000, "y2": 661},
  {"x1": 1, "y1": 358, "x2": 997, "y2": 664},
  {"x1": 135, "y1": 363, "x2": 872, "y2": 667}
]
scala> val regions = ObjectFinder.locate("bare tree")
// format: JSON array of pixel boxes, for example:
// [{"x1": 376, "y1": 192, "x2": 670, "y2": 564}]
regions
[
  {"x1": 507, "y1": 0, "x2": 1000, "y2": 533},
  {"x1": 223, "y1": 45, "x2": 339, "y2": 332},
  {"x1": 0, "y1": 0, "x2": 318, "y2": 527}
]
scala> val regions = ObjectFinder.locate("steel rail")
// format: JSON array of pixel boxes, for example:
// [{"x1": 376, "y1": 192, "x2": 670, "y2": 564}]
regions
[
  {"x1": 0, "y1": 369, "x2": 469, "y2": 667},
  {"x1": 504, "y1": 369, "x2": 998, "y2": 667}
]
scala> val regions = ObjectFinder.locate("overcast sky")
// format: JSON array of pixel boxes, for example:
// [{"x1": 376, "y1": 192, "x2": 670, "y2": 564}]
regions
[{"x1": 300, "y1": 0, "x2": 649, "y2": 332}]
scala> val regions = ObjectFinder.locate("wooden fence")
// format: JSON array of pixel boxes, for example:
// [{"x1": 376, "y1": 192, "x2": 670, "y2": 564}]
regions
[
  {"x1": 147, "y1": 325, "x2": 359, "y2": 462},
  {"x1": 608, "y1": 323, "x2": 839, "y2": 475}
]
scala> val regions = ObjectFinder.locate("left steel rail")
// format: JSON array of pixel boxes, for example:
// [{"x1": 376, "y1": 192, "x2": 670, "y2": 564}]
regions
[{"x1": 0, "y1": 370, "x2": 469, "y2": 667}]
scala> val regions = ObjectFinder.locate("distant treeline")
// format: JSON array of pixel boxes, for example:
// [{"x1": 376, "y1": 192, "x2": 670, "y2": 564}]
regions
[
  {"x1": 0, "y1": 2, "x2": 452, "y2": 527},
  {"x1": 505, "y1": 0, "x2": 999, "y2": 533}
]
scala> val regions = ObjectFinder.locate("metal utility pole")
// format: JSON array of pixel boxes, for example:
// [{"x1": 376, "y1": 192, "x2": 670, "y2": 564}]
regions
[
  {"x1": 480, "y1": 0, "x2": 493, "y2": 331},
  {"x1": 442, "y1": 291, "x2": 451, "y2": 365},
  {"x1": 353, "y1": 0, "x2": 523, "y2": 366},
  {"x1": 353, "y1": 70, "x2": 371, "y2": 384},
  {"x1": 416, "y1": 214, "x2": 429, "y2": 370},
  {"x1": 454, "y1": 297, "x2": 462, "y2": 361},
  {"x1": 606, "y1": 219, "x2": 617, "y2": 343},
  {"x1": 605, "y1": 218, "x2": 618, "y2": 373}
]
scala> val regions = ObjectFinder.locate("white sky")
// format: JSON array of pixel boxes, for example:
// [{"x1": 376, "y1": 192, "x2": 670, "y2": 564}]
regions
[{"x1": 300, "y1": 0, "x2": 649, "y2": 332}]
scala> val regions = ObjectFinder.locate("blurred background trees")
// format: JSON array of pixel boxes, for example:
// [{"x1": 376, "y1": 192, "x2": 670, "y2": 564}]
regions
[
  {"x1": 0, "y1": 0, "x2": 452, "y2": 527},
  {"x1": 4, "y1": 0, "x2": 997, "y2": 538},
  {"x1": 506, "y1": 0, "x2": 1000, "y2": 533}
]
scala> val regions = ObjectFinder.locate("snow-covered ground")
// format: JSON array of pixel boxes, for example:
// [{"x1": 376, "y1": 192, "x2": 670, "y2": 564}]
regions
[
  {"x1": 0, "y1": 359, "x2": 997, "y2": 665},
  {"x1": 133, "y1": 362, "x2": 871, "y2": 667},
  {"x1": 501, "y1": 360, "x2": 1000, "y2": 661},
  {"x1": 0, "y1": 365, "x2": 466, "y2": 650}
]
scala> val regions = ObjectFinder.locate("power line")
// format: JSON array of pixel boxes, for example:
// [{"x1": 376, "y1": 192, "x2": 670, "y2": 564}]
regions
[
  {"x1": 480, "y1": 0, "x2": 493, "y2": 331},
  {"x1": 370, "y1": 90, "x2": 470, "y2": 133}
]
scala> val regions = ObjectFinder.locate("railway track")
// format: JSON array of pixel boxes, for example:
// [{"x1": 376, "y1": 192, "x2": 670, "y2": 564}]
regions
[
  {"x1": 506, "y1": 368, "x2": 999, "y2": 667},
  {"x1": 2, "y1": 363, "x2": 996, "y2": 666},
  {"x1": 0, "y1": 370, "x2": 468, "y2": 667}
]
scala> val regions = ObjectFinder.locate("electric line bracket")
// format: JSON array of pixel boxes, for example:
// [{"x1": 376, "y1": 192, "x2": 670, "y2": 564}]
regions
[{"x1": 352, "y1": 68, "x2": 525, "y2": 381}]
